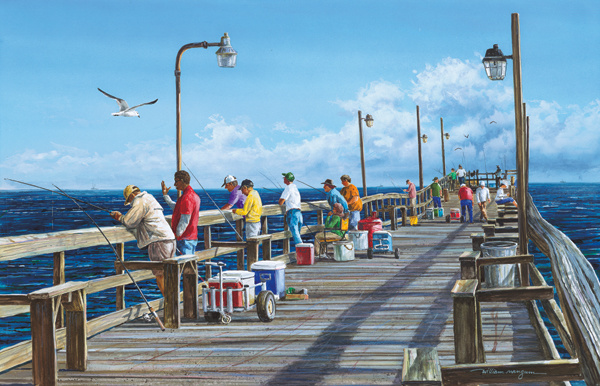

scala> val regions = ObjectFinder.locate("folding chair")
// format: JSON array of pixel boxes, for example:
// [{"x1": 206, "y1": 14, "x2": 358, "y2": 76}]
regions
[{"x1": 318, "y1": 216, "x2": 349, "y2": 258}]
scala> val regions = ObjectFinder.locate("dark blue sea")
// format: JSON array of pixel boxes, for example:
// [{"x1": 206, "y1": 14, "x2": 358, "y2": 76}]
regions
[{"x1": 0, "y1": 184, "x2": 598, "y2": 367}]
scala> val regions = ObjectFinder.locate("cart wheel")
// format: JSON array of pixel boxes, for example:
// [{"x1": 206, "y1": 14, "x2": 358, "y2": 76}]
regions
[
  {"x1": 256, "y1": 290, "x2": 276, "y2": 322},
  {"x1": 220, "y1": 313, "x2": 232, "y2": 325},
  {"x1": 445, "y1": 215, "x2": 450, "y2": 223},
  {"x1": 367, "y1": 248, "x2": 373, "y2": 259},
  {"x1": 394, "y1": 247, "x2": 400, "y2": 259},
  {"x1": 460, "y1": 215, "x2": 465, "y2": 223},
  {"x1": 204, "y1": 311, "x2": 220, "y2": 323}
]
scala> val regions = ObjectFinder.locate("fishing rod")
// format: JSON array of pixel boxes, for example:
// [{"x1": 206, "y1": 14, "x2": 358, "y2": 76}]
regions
[
  {"x1": 260, "y1": 171, "x2": 283, "y2": 190},
  {"x1": 5, "y1": 178, "x2": 111, "y2": 213},
  {"x1": 182, "y1": 161, "x2": 244, "y2": 240},
  {"x1": 296, "y1": 179, "x2": 327, "y2": 197},
  {"x1": 52, "y1": 184, "x2": 165, "y2": 331}
]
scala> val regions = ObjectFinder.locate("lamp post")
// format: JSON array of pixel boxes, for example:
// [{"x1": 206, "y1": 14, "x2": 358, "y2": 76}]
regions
[
  {"x1": 440, "y1": 117, "x2": 450, "y2": 176},
  {"x1": 416, "y1": 105, "x2": 427, "y2": 190},
  {"x1": 175, "y1": 33, "x2": 237, "y2": 174},
  {"x1": 357, "y1": 110, "x2": 374, "y2": 205},
  {"x1": 482, "y1": 14, "x2": 527, "y2": 255}
]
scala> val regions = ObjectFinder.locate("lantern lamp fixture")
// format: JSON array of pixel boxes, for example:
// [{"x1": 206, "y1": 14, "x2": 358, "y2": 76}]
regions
[
  {"x1": 421, "y1": 134, "x2": 428, "y2": 143},
  {"x1": 364, "y1": 114, "x2": 374, "y2": 128},
  {"x1": 482, "y1": 43, "x2": 512, "y2": 81},
  {"x1": 444, "y1": 133, "x2": 450, "y2": 140}
]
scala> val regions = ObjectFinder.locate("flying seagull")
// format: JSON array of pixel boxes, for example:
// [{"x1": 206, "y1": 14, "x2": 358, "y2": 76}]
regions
[
  {"x1": 98, "y1": 88, "x2": 157, "y2": 118},
  {"x1": 489, "y1": 120, "x2": 497, "y2": 124},
  {"x1": 464, "y1": 134, "x2": 470, "y2": 138}
]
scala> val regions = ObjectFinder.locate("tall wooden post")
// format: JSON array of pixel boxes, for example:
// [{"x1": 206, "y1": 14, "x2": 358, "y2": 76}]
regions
[
  {"x1": 440, "y1": 117, "x2": 446, "y2": 176},
  {"x1": 164, "y1": 261, "x2": 181, "y2": 329},
  {"x1": 417, "y1": 105, "x2": 423, "y2": 190},
  {"x1": 203, "y1": 226, "x2": 212, "y2": 278},
  {"x1": 236, "y1": 219, "x2": 244, "y2": 271},
  {"x1": 182, "y1": 261, "x2": 199, "y2": 319},
  {"x1": 511, "y1": 13, "x2": 528, "y2": 256},
  {"x1": 358, "y1": 110, "x2": 368, "y2": 217}
]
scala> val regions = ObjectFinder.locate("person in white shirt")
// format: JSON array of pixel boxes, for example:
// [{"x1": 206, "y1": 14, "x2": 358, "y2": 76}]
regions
[
  {"x1": 456, "y1": 165, "x2": 467, "y2": 185},
  {"x1": 475, "y1": 181, "x2": 491, "y2": 222},
  {"x1": 495, "y1": 181, "x2": 518, "y2": 208},
  {"x1": 279, "y1": 172, "x2": 303, "y2": 245}
]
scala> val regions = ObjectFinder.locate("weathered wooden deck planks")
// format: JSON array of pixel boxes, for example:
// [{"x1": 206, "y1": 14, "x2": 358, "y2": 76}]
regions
[{"x1": 0, "y1": 196, "x2": 550, "y2": 385}]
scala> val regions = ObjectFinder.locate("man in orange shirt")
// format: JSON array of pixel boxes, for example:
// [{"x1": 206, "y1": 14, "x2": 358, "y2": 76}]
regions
[{"x1": 340, "y1": 174, "x2": 363, "y2": 230}]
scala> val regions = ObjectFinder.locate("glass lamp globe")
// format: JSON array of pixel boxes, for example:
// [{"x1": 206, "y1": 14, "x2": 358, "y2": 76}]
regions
[
  {"x1": 482, "y1": 44, "x2": 507, "y2": 81},
  {"x1": 216, "y1": 33, "x2": 237, "y2": 68}
]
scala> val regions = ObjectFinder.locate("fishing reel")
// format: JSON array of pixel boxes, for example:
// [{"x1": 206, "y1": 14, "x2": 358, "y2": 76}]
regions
[{"x1": 142, "y1": 313, "x2": 155, "y2": 323}]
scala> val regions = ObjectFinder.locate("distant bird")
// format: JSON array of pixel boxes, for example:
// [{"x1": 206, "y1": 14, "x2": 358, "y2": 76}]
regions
[
  {"x1": 464, "y1": 134, "x2": 470, "y2": 138},
  {"x1": 98, "y1": 88, "x2": 157, "y2": 118},
  {"x1": 489, "y1": 121, "x2": 497, "y2": 124},
  {"x1": 454, "y1": 147, "x2": 462, "y2": 151}
]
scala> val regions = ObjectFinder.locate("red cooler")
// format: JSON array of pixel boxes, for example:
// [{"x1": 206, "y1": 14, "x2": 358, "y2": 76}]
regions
[
  {"x1": 296, "y1": 243, "x2": 314, "y2": 265},
  {"x1": 358, "y1": 213, "x2": 383, "y2": 248}
]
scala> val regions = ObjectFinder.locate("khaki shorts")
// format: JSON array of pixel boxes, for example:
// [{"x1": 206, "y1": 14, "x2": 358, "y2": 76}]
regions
[{"x1": 148, "y1": 239, "x2": 176, "y2": 275}]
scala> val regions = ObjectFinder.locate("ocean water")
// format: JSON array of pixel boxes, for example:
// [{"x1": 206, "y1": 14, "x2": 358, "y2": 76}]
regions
[{"x1": 0, "y1": 183, "x2": 598, "y2": 364}]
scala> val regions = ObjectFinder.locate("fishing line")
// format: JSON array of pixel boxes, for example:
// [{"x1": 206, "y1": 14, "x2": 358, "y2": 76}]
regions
[
  {"x1": 5, "y1": 179, "x2": 111, "y2": 213},
  {"x1": 260, "y1": 171, "x2": 283, "y2": 190},
  {"x1": 182, "y1": 161, "x2": 244, "y2": 240},
  {"x1": 296, "y1": 179, "x2": 327, "y2": 197},
  {"x1": 51, "y1": 184, "x2": 166, "y2": 331}
]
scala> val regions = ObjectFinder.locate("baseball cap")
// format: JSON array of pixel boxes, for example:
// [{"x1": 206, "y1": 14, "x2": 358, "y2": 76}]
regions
[
  {"x1": 480, "y1": 181, "x2": 485, "y2": 186},
  {"x1": 241, "y1": 179, "x2": 254, "y2": 188},
  {"x1": 221, "y1": 175, "x2": 237, "y2": 187},
  {"x1": 282, "y1": 172, "x2": 295, "y2": 182}
]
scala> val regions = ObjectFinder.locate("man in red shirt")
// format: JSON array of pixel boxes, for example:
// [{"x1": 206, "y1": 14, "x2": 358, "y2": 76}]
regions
[
  {"x1": 458, "y1": 183, "x2": 474, "y2": 223},
  {"x1": 161, "y1": 170, "x2": 200, "y2": 255}
]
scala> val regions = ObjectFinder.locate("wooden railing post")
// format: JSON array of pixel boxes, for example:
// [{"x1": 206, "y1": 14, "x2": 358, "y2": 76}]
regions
[
  {"x1": 182, "y1": 260, "x2": 198, "y2": 319},
  {"x1": 459, "y1": 251, "x2": 480, "y2": 280},
  {"x1": 317, "y1": 210, "x2": 324, "y2": 226},
  {"x1": 261, "y1": 217, "x2": 271, "y2": 260},
  {"x1": 236, "y1": 219, "x2": 244, "y2": 271},
  {"x1": 451, "y1": 279, "x2": 484, "y2": 364},
  {"x1": 282, "y1": 221, "x2": 290, "y2": 255},
  {"x1": 28, "y1": 281, "x2": 88, "y2": 385},
  {"x1": 164, "y1": 260, "x2": 181, "y2": 329},
  {"x1": 53, "y1": 251, "x2": 65, "y2": 329},
  {"x1": 204, "y1": 226, "x2": 212, "y2": 278},
  {"x1": 115, "y1": 243, "x2": 125, "y2": 311},
  {"x1": 247, "y1": 239, "x2": 260, "y2": 268},
  {"x1": 401, "y1": 207, "x2": 407, "y2": 226}
]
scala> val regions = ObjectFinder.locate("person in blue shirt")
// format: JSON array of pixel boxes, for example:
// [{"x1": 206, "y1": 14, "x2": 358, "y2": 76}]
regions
[{"x1": 321, "y1": 178, "x2": 348, "y2": 216}]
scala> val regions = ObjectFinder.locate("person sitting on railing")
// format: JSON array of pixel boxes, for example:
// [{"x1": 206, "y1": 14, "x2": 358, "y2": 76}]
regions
[
  {"x1": 110, "y1": 185, "x2": 176, "y2": 295},
  {"x1": 340, "y1": 174, "x2": 362, "y2": 230},
  {"x1": 458, "y1": 183, "x2": 474, "y2": 223},
  {"x1": 321, "y1": 179, "x2": 348, "y2": 216},
  {"x1": 313, "y1": 203, "x2": 347, "y2": 258},
  {"x1": 495, "y1": 180, "x2": 518, "y2": 208},
  {"x1": 233, "y1": 179, "x2": 263, "y2": 239}
]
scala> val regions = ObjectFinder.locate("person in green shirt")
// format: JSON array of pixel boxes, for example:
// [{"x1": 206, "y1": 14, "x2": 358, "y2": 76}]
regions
[
  {"x1": 430, "y1": 177, "x2": 442, "y2": 209},
  {"x1": 313, "y1": 203, "x2": 346, "y2": 257},
  {"x1": 449, "y1": 168, "x2": 457, "y2": 191}
]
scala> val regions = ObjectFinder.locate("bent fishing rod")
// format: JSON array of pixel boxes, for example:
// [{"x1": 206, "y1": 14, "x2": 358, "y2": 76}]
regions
[
  {"x1": 296, "y1": 179, "x2": 328, "y2": 197},
  {"x1": 52, "y1": 184, "x2": 166, "y2": 331},
  {"x1": 5, "y1": 178, "x2": 111, "y2": 213},
  {"x1": 182, "y1": 161, "x2": 244, "y2": 240}
]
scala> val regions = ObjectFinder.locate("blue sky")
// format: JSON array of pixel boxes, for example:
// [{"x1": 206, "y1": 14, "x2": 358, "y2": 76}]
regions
[{"x1": 1, "y1": 0, "x2": 599, "y2": 190}]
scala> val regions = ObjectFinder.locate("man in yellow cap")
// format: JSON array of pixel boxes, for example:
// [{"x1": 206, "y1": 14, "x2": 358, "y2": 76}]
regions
[{"x1": 110, "y1": 185, "x2": 175, "y2": 295}]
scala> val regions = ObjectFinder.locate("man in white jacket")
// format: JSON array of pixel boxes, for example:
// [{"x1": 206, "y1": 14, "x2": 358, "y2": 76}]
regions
[
  {"x1": 475, "y1": 181, "x2": 491, "y2": 222},
  {"x1": 110, "y1": 185, "x2": 176, "y2": 295}
]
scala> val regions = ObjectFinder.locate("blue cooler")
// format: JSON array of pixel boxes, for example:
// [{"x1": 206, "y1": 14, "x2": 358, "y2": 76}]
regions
[
  {"x1": 437, "y1": 207, "x2": 444, "y2": 217},
  {"x1": 372, "y1": 231, "x2": 392, "y2": 252},
  {"x1": 251, "y1": 260, "x2": 286, "y2": 299}
]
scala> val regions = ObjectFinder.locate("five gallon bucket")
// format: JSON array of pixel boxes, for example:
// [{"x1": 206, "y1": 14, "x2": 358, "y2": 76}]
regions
[
  {"x1": 332, "y1": 240, "x2": 355, "y2": 261},
  {"x1": 347, "y1": 230, "x2": 368, "y2": 251},
  {"x1": 481, "y1": 241, "x2": 518, "y2": 288},
  {"x1": 434, "y1": 208, "x2": 444, "y2": 217},
  {"x1": 426, "y1": 208, "x2": 434, "y2": 220}
]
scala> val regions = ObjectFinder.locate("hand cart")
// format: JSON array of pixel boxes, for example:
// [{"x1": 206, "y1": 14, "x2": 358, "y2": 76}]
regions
[{"x1": 202, "y1": 261, "x2": 276, "y2": 324}]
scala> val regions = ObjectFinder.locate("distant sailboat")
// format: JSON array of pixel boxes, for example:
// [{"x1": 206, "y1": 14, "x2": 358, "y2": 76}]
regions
[{"x1": 91, "y1": 183, "x2": 99, "y2": 190}]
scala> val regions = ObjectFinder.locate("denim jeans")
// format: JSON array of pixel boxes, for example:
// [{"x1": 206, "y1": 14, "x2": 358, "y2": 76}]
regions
[
  {"x1": 432, "y1": 196, "x2": 442, "y2": 208},
  {"x1": 176, "y1": 239, "x2": 197, "y2": 256},
  {"x1": 286, "y1": 209, "x2": 303, "y2": 245},
  {"x1": 460, "y1": 199, "x2": 473, "y2": 223}
]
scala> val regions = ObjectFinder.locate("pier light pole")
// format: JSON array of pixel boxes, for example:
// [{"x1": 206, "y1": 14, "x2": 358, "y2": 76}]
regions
[
  {"x1": 357, "y1": 110, "x2": 374, "y2": 203},
  {"x1": 482, "y1": 13, "x2": 528, "y2": 255},
  {"x1": 175, "y1": 33, "x2": 237, "y2": 175},
  {"x1": 440, "y1": 117, "x2": 450, "y2": 176},
  {"x1": 416, "y1": 106, "x2": 427, "y2": 190}
]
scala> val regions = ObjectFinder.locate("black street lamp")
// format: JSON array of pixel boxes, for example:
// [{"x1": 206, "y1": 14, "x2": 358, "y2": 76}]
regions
[
  {"x1": 175, "y1": 33, "x2": 237, "y2": 174},
  {"x1": 482, "y1": 14, "x2": 528, "y2": 255}
]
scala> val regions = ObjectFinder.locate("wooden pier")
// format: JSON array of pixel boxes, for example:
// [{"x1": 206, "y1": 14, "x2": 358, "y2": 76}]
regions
[{"x1": 0, "y1": 196, "x2": 557, "y2": 385}]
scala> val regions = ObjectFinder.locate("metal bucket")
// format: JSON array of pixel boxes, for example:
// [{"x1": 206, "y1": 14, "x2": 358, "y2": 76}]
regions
[
  {"x1": 480, "y1": 241, "x2": 518, "y2": 288},
  {"x1": 332, "y1": 241, "x2": 355, "y2": 261}
]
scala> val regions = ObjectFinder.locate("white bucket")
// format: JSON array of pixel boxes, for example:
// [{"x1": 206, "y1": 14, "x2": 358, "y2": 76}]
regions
[
  {"x1": 346, "y1": 230, "x2": 368, "y2": 251},
  {"x1": 332, "y1": 240, "x2": 355, "y2": 261}
]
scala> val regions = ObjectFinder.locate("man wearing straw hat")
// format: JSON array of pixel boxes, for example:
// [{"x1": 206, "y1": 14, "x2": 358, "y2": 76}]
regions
[
  {"x1": 110, "y1": 185, "x2": 176, "y2": 294},
  {"x1": 321, "y1": 178, "x2": 348, "y2": 216}
]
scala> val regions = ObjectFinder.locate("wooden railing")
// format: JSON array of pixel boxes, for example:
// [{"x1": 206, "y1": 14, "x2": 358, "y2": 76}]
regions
[{"x1": 0, "y1": 188, "x2": 433, "y2": 383}]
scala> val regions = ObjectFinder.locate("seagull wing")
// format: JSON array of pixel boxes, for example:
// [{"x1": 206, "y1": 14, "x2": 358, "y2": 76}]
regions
[
  {"x1": 490, "y1": 120, "x2": 497, "y2": 124},
  {"x1": 98, "y1": 88, "x2": 129, "y2": 111},
  {"x1": 124, "y1": 99, "x2": 158, "y2": 112}
]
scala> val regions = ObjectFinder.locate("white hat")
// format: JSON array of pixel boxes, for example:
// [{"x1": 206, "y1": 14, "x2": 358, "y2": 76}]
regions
[
  {"x1": 501, "y1": 180, "x2": 510, "y2": 186},
  {"x1": 480, "y1": 181, "x2": 485, "y2": 186},
  {"x1": 460, "y1": 183, "x2": 466, "y2": 187},
  {"x1": 221, "y1": 175, "x2": 236, "y2": 187}
]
